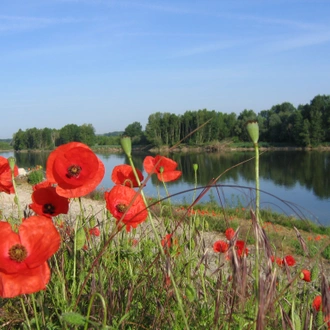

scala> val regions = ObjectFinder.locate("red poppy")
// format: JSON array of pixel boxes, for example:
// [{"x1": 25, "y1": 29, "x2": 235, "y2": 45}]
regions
[
  {"x1": 0, "y1": 156, "x2": 18, "y2": 194},
  {"x1": 111, "y1": 164, "x2": 144, "y2": 187},
  {"x1": 236, "y1": 240, "x2": 249, "y2": 257},
  {"x1": 213, "y1": 240, "x2": 229, "y2": 253},
  {"x1": 300, "y1": 269, "x2": 311, "y2": 282},
  {"x1": 46, "y1": 142, "x2": 105, "y2": 198},
  {"x1": 32, "y1": 180, "x2": 52, "y2": 191},
  {"x1": 89, "y1": 227, "x2": 100, "y2": 237},
  {"x1": 225, "y1": 227, "x2": 235, "y2": 240},
  {"x1": 29, "y1": 185, "x2": 69, "y2": 218},
  {"x1": 143, "y1": 155, "x2": 182, "y2": 182},
  {"x1": 0, "y1": 216, "x2": 61, "y2": 298},
  {"x1": 105, "y1": 185, "x2": 148, "y2": 232},
  {"x1": 270, "y1": 255, "x2": 283, "y2": 266},
  {"x1": 312, "y1": 295, "x2": 322, "y2": 312},
  {"x1": 283, "y1": 255, "x2": 296, "y2": 266},
  {"x1": 276, "y1": 257, "x2": 283, "y2": 266},
  {"x1": 161, "y1": 234, "x2": 180, "y2": 256},
  {"x1": 161, "y1": 234, "x2": 173, "y2": 249}
]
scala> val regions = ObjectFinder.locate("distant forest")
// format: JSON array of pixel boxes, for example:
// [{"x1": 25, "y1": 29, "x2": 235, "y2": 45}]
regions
[{"x1": 9, "y1": 94, "x2": 330, "y2": 151}]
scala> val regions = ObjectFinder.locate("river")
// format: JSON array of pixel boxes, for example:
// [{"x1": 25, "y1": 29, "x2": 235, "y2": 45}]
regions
[{"x1": 1, "y1": 149, "x2": 330, "y2": 226}]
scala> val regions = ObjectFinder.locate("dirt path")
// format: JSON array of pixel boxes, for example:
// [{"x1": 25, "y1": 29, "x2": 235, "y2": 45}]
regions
[{"x1": 0, "y1": 183, "x2": 106, "y2": 223}]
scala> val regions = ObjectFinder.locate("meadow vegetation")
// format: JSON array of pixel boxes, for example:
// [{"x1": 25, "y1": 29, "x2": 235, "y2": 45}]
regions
[{"x1": 0, "y1": 130, "x2": 330, "y2": 330}]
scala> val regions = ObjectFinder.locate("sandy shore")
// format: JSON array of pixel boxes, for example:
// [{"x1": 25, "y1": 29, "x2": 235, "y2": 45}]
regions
[{"x1": 0, "y1": 183, "x2": 106, "y2": 223}]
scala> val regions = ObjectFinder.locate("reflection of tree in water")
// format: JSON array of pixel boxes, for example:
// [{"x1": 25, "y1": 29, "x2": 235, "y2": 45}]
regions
[
  {"x1": 170, "y1": 151, "x2": 330, "y2": 200},
  {"x1": 10, "y1": 150, "x2": 330, "y2": 200},
  {"x1": 14, "y1": 151, "x2": 50, "y2": 169}
]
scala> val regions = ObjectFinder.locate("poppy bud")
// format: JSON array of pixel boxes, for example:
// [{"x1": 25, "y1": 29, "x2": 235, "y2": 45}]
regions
[
  {"x1": 7, "y1": 157, "x2": 16, "y2": 172},
  {"x1": 121, "y1": 136, "x2": 132, "y2": 157},
  {"x1": 246, "y1": 120, "x2": 259, "y2": 144},
  {"x1": 193, "y1": 163, "x2": 198, "y2": 172},
  {"x1": 300, "y1": 269, "x2": 311, "y2": 282}
]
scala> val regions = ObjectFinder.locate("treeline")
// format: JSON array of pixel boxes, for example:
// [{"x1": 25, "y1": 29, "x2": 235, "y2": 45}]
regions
[
  {"x1": 10, "y1": 94, "x2": 330, "y2": 151},
  {"x1": 144, "y1": 94, "x2": 330, "y2": 147},
  {"x1": 12, "y1": 124, "x2": 99, "y2": 150}
]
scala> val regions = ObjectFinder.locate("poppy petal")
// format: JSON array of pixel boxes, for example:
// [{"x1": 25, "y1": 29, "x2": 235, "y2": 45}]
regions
[
  {"x1": 0, "y1": 221, "x2": 27, "y2": 274},
  {"x1": 0, "y1": 262, "x2": 51, "y2": 298},
  {"x1": 105, "y1": 185, "x2": 148, "y2": 232},
  {"x1": 19, "y1": 216, "x2": 61, "y2": 269}
]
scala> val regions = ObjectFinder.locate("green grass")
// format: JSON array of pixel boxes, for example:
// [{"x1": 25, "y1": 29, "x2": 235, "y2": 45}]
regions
[{"x1": 1, "y1": 183, "x2": 330, "y2": 329}]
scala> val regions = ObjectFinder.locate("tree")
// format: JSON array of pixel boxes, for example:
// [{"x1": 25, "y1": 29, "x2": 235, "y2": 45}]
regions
[
  {"x1": 145, "y1": 113, "x2": 163, "y2": 146},
  {"x1": 78, "y1": 124, "x2": 96, "y2": 146},
  {"x1": 235, "y1": 109, "x2": 257, "y2": 141},
  {"x1": 13, "y1": 129, "x2": 27, "y2": 151},
  {"x1": 124, "y1": 122, "x2": 143, "y2": 138},
  {"x1": 59, "y1": 124, "x2": 80, "y2": 144}
]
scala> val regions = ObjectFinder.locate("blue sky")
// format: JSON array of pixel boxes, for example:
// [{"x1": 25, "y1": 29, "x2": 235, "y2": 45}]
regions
[{"x1": 1, "y1": 0, "x2": 330, "y2": 139}]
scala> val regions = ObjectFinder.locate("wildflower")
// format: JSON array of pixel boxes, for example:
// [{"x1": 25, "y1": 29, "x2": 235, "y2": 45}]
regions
[
  {"x1": 89, "y1": 227, "x2": 100, "y2": 237},
  {"x1": 0, "y1": 216, "x2": 61, "y2": 298},
  {"x1": 283, "y1": 255, "x2": 296, "y2": 266},
  {"x1": 213, "y1": 240, "x2": 229, "y2": 253},
  {"x1": 130, "y1": 238, "x2": 139, "y2": 247},
  {"x1": 161, "y1": 234, "x2": 172, "y2": 249},
  {"x1": 111, "y1": 164, "x2": 143, "y2": 187},
  {"x1": 300, "y1": 269, "x2": 311, "y2": 282},
  {"x1": 225, "y1": 227, "x2": 235, "y2": 240},
  {"x1": 312, "y1": 295, "x2": 322, "y2": 312},
  {"x1": 0, "y1": 156, "x2": 18, "y2": 194},
  {"x1": 105, "y1": 185, "x2": 148, "y2": 232},
  {"x1": 143, "y1": 155, "x2": 182, "y2": 182},
  {"x1": 270, "y1": 255, "x2": 284, "y2": 266},
  {"x1": 29, "y1": 184, "x2": 69, "y2": 218},
  {"x1": 46, "y1": 142, "x2": 105, "y2": 198},
  {"x1": 236, "y1": 240, "x2": 249, "y2": 257}
]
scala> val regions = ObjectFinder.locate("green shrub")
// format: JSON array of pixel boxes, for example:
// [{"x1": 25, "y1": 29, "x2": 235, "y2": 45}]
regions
[{"x1": 27, "y1": 169, "x2": 44, "y2": 185}]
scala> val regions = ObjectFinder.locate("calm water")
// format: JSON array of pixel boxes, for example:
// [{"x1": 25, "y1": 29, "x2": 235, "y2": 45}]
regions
[{"x1": 1, "y1": 150, "x2": 330, "y2": 226}]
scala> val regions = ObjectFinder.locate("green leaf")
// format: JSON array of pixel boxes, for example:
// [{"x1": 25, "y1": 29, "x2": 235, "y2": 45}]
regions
[
  {"x1": 62, "y1": 312, "x2": 86, "y2": 326},
  {"x1": 185, "y1": 284, "x2": 196, "y2": 303},
  {"x1": 293, "y1": 313, "x2": 301, "y2": 330},
  {"x1": 76, "y1": 227, "x2": 86, "y2": 251}
]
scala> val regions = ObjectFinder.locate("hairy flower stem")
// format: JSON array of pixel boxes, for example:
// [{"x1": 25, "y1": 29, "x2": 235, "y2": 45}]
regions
[
  {"x1": 254, "y1": 141, "x2": 260, "y2": 329},
  {"x1": 10, "y1": 162, "x2": 23, "y2": 222},
  {"x1": 20, "y1": 297, "x2": 32, "y2": 330},
  {"x1": 71, "y1": 198, "x2": 85, "y2": 296},
  {"x1": 84, "y1": 293, "x2": 108, "y2": 330},
  {"x1": 127, "y1": 155, "x2": 190, "y2": 329},
  {"x1": 31, "y1": 294, "x2": 41, "y2": 330}
]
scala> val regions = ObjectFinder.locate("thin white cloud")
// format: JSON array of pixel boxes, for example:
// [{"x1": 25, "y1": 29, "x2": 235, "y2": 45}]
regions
[
  {"x1": 169, "y1": 41, "x2": 244, "y2": 58},
  {"x1": 0, "y1": 15, "x2": 91, "y2": 33},
  {"x1": 266, "y1": 30, "x2": 330, "y2": 52}
]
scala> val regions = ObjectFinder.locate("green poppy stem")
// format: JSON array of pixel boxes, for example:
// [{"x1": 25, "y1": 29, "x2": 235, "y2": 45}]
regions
[
  {"x1": 20, "y1": 296, "x2": 32, "y2": 330},
  {"x1": 8, "y1": 157, "x2": 23, "y2": 223},
  {"x1": 84, "y1": 293, "x2": 108, "y2": 330},
  {"x1": 71, "y1": 197, "x2": 85, "y2": 296},
  {"x1": 31, "y1": 293, "x2": 41, "y2": 330},
  {"x1": 254, "y1": 141, "x2": 260, "y2": 330}
]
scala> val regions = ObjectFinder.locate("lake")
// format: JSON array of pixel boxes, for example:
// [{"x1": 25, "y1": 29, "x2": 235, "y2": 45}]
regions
[{"x1": 1, "y1": 150, "x2": 330, "y2": 226}]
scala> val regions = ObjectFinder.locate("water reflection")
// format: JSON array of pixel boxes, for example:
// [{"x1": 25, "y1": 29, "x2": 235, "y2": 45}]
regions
[{"x1": 1, "y1": 150, "x2": 330, "y2": 225}]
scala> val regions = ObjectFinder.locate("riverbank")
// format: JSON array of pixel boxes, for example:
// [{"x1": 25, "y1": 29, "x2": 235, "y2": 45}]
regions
[
  {"x1": 2, "y1": 180, "x2": 329, "y2": 262},
  {"x1": 3, "y1": 142, "x2": 330, "y2": 154}
]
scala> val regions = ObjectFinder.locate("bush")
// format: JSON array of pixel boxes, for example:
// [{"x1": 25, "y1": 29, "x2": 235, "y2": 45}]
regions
[{"x1": 27, "y1": 169, "x2": 44, "y2": 185}]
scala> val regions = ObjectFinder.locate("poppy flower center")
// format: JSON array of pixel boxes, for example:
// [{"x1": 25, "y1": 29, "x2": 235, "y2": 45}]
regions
[
  {"x1": 67, "y1": 165, "x2": 82, "y2": 178},
  {"x1": 43, "y1": 203, "x2": 56, "y2": 215},
  {"x1": 116, "y1": 203, "x2": 128, "y2": 213},
  {"x1": 9, "y1": 244, "x2": 28, "y2": 262}
]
